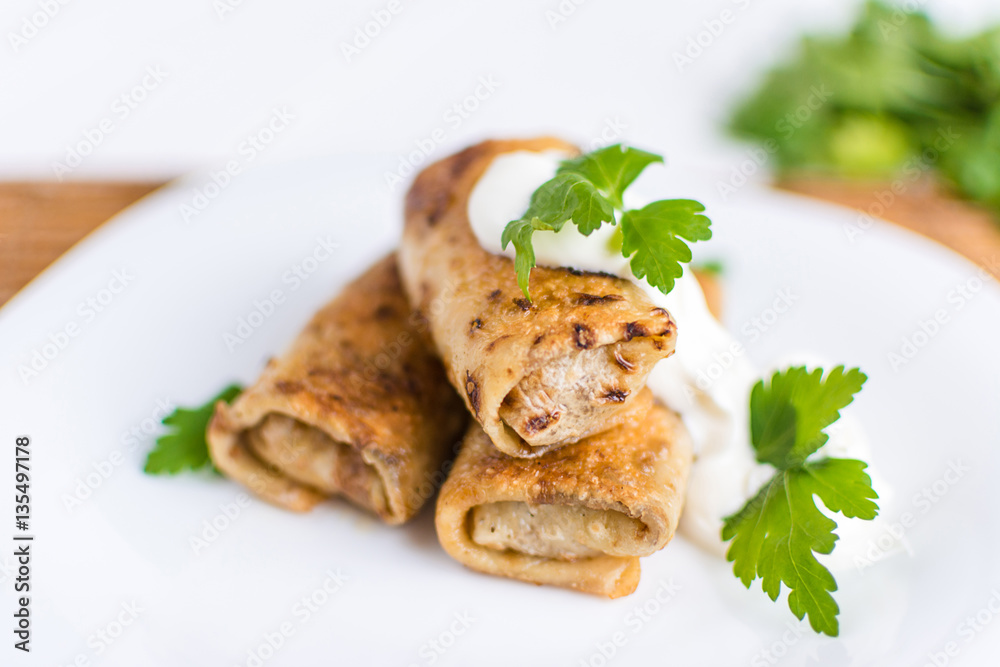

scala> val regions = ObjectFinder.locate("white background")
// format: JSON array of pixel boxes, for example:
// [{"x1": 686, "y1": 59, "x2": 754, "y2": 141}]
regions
[
  {"x1": 3, "y1": 2, "x2": 1000, "y2": 665},
  {"x1": 2, "y1": 0, "x2": 1000, "y2": 181}
]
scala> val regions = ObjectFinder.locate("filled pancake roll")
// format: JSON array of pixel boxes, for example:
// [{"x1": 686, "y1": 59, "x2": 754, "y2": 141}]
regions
[
  {"x1": 207, "y1": 254, "x2": 467, "y2": 524},
  {"x1": 435, "y1": 390, "x2": 693, "y2": 598},
  {"x1": 399, "y1": 138, "x2": 678, "y2": 458}
]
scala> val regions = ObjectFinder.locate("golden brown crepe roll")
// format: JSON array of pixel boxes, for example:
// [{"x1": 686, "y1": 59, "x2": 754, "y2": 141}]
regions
[
  {"x1": 399, "y1": 138, "x2": 678, "y2": 458},
  {"x1": 435, "y1": 390, "x2": 692, "y2": 598},
  {"x1": 207, "y1": 254, "x2": 467, "y2": 524}
]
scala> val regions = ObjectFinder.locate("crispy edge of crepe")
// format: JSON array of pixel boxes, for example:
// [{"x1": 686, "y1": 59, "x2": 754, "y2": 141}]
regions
[
  {"x1": 435, "y1": 392, "x2": 692, "y2": 597},
  {"x1": 399, "y1": 137, "x2": 677, "y2": 458},
  {"x1": 207, "y1": 254, "x2": 467, "y2": 524}
]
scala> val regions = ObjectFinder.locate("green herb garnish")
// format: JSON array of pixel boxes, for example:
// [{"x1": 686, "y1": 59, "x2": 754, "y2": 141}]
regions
[
  {"x1": 692, "y1": 259, "x2": 725, "y2": 277},
  {"x1": 144, "y1": 384, "x2": 242, "y2": 474},
  {"x1": 729, "y1": 0, "x2": 1000, "y2": 214},
  {"x1": 501, "y1": 144, "x2": 711, "y2": 300},
  {"x1": 722, "y1": 366, "x2": 877, "y2": 637}
]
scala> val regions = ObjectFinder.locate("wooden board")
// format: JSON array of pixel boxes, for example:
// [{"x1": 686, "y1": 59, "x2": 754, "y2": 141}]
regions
[
  {"x1": 0, "y1": 181, "x2": 164, "y2": 305},
  {"x1": 1, "y1": 178, "x2": 997, "y2": 307}
]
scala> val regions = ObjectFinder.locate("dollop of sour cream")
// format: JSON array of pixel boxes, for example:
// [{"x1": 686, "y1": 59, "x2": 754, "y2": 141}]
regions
[{"x1": 468, "y1": 150, "x2": 891, "y2": 567}]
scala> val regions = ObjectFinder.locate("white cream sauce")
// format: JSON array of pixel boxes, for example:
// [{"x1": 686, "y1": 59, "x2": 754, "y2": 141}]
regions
[{"x1": 467, "y1": 150, "x2": 890, "y2": 566}]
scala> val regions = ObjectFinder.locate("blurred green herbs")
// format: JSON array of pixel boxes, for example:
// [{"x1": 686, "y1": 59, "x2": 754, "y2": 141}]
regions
[{"x1": 729, "y1": 1, "x2": 1000, "y2": 214}]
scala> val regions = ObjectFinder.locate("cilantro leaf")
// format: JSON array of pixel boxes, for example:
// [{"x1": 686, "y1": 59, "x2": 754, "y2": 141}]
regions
[
  {"x1": 500, "y1": 172, "x2": 619, "y2": 296},
  {"x1": 558, "y1": 144, "x2": 663, "y2": 209},
  {"x1": 620, "y1": 199, "x2": 712, "y2": 295},
  {"x1": 802, "y1": 457, "x2": 879, "y2": 521},
  {"x1": 500, "y1": 219, "x2": 539, "y2": 301},
  {"x1": 525, "y1": 172, "x2": 617, "y2": 236},
  {"x1": 723, "y1": 469, "x2": 840, "y2": 634},
  {"x1": 500, "y1": 144, "x2": 710, "y2": 300},
  {"x1": 144, "y1": 384, "x2": 242, "y2": 475},
  {"x1": 722, "y1": 366, "x2": 877, "y2": 637},
  {"x1": 751, "y1": 366, "x2": 868, "y2": 468}
]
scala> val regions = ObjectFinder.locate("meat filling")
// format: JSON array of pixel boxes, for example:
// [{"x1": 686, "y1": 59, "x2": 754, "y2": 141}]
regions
[
  {"x1": 470, "y1": 502, "x2": 648, "y2": 561},
  {"x1": 245, "y1": 414, "x2": 388, "y2": 516},
  {"x1": 498, "y1": 341, "x2": 663, "y2": 448}
]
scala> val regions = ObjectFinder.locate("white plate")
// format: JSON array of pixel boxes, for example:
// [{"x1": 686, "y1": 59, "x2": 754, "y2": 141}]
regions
[{"x1": 2, "y1": 156, "x2": 999, "y2": 667}]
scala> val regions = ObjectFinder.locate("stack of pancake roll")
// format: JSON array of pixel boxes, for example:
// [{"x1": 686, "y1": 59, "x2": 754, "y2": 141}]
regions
[{"x1": 208, "y1": 138, "x2": 696, "y2": 598}]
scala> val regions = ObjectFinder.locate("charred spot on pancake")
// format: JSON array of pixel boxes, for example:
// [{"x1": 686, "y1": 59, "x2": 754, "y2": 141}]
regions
[
  {"x1": 601, "y1": 388, "x2": 629, "y2": 403},
  {"x1": 533, "y1": 334, "x2": 545, "y2": 346},
  {"x1": 573, "y1": 323, "x2": 597, "y2": 349},
  {"x1": 488, "y1": 289, "x2": 503, "y2": 301},
  {"x1": 465, "y1": 371, "x2": 482, "y2": 417},
  {"x1": 485, "y1": 334, "x2": 511, "y2": 352},
  {"x1": 448, "y1": 143, "x2": 485, "y2": 179},
  {"x1": 373, "y1": 304, "x2": 396, "y2": 320},
  {"x1": 367, "y1": 368, "x2": 417, "y2": 398},
  {"x1": 469, "y1": 317, "x2": 483, "y2": 334},
  {"x1": 524, "y1": 411, "x2": 560, "y2": 435},
  {"x1": 513, "y1": 297, "x2": 532, "y2": 312},
  {"x1": 404, "y1": 177, "x2": 452, "y2": 227},
  {"x1": 565, "y1": 267, "x2": 619, "y2": 280},
  {"x1": 613, "y1": 349, "x2": 635, "y2": 371},
  {"x1": 426, "y1": 192, "x2": 454, "y2": 225},
  {"x1": 574, "y1": 293, "x2": 625, "y2": 306},
  {"x1": 624, "y1": 321, "x2": 649, "y2": 341}
]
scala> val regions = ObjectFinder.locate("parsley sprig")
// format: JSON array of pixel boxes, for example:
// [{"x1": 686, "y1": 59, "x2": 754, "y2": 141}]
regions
[
  {"x1": 722, "y1": 366, "x2": 878, "y2": 637},
  {"x1": 500, "y1": 144, "x2": 712, "y2": 300},
  {"x1": 729, "y1": 0, "x2": 1000, "y2": 214},
  {"x1": 144, "y1": 384, "x2": 242, "y2": 474}
]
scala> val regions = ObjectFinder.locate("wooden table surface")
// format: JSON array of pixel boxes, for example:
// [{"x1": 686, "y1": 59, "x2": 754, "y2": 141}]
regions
[{"x1": 1, "y1": 178, "x2": 998, "y2": 307}]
